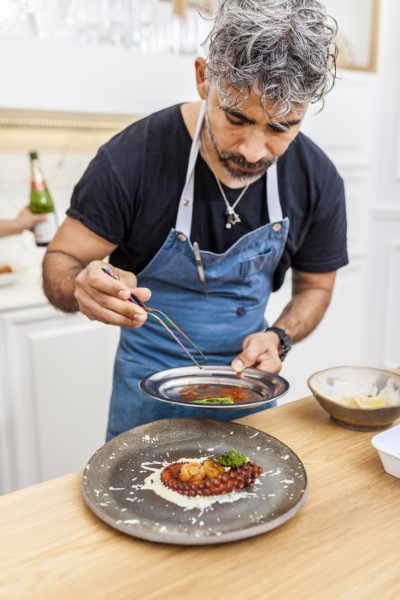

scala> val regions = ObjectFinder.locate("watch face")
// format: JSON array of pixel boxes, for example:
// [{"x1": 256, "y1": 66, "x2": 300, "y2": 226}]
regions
[{"x1": 281, "y1": 334, "x2": 292, "y2": 350}]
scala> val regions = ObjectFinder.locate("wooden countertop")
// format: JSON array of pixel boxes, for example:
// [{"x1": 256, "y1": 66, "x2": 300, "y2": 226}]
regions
[{"x1": 1, "y1": 392, "x2": 400, "y2": 600}]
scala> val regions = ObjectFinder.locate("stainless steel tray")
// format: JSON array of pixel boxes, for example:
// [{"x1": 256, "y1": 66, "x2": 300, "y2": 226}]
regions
[{"x1": 139, "y1": 365, "x2": 289, "y2": 409}]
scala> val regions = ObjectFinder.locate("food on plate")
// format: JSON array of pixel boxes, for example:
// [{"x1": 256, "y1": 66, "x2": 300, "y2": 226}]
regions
[
  {"x1": 179, "y1": 384, "x2": 260, "y2": 404},
  {"x1": 160, "y1": 450, "x2": 262, "y2": 497},
  {"x1": 318, "y1": 375, "x2": 400, "y2": 409},
  {"x1": 218, "y1": 449, "x2": 248, "y2": 467},
  {"x1": 192, "y1": 396, "x2": 235, "y2": 405},
  {"x1": 0, "y1": 265, "x2": 12, "y2": 274},
  {"x1": 333, "y1": 394, "x2": 396, "y2": 409}
]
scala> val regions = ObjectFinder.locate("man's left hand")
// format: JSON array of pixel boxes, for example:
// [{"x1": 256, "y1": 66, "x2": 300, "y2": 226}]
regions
[{"x1": 231, "y1": 330, "x2": 282, "y2": 375}]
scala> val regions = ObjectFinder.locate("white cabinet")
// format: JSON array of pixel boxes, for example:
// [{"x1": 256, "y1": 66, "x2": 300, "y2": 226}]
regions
[{"x1": 0, "y1": 304, "x2": 119, "y2": 494}]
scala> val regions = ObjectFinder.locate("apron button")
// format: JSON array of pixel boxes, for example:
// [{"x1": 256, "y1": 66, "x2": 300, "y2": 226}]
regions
[
  {"x1": 177, "y1": 233, "x2": 187, "y2": 243},
  {"x1": 236, "y1": 307, "x2": 246, "y2": 316},
  {"x1": 272, "y1": 223, "x2": 282, "y2": 232}
]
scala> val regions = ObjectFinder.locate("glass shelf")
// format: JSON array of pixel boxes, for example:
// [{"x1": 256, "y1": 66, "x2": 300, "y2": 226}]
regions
[{"x1": 0, "y1": 0, "x2": 215, "y2": 57}]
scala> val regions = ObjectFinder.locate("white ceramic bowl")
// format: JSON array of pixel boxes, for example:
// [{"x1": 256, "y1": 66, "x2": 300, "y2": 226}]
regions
[
  {"x1": 308, "y1": 366, "x2": 400, "y2": 431},
  {"x1": 0, "y1": 263, "x2": 25, "y2": 287},
  {"x1": 371, "y1": 424, "x2": 400, "y2": 478}
]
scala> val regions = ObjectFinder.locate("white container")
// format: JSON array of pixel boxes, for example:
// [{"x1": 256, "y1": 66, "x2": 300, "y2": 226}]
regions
[{"x1": 371, "y1": 424, "x2": 400, "y2": 478}]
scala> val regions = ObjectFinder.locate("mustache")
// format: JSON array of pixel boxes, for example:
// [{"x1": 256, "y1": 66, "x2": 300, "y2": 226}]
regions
[{"x1": 218, "y1": 153, "x2": 274, "y2": 172}]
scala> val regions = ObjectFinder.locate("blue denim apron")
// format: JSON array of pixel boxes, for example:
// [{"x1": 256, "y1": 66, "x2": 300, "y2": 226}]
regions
[{"x1": 107, "y1": 102, "x2": 289, "y2": 440}]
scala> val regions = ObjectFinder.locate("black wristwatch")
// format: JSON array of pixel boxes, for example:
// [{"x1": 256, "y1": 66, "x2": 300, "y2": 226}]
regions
[{"x1": 264, "y1": 326, "x2": 292, "y2": 361}]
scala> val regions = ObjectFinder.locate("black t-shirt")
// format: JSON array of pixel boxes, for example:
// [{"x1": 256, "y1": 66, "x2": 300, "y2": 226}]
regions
[{"x1": 67, "y1": 104, "x2": 348, "y2": 291}]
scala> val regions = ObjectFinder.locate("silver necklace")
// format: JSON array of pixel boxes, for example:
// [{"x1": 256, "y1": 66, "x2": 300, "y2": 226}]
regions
[{"x1": 201, "y1": 131, "x2": 250, "y2": 229}]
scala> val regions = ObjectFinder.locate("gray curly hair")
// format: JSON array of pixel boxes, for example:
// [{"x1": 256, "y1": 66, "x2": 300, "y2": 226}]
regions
[{"x1": 203, "y1": 0, "x2": 338, "y2": 117}]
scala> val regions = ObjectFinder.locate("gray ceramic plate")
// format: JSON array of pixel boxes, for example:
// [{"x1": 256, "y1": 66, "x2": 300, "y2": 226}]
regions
[
  {"x1": 139, "y1": 366, "x2": 289, "y2": 409},
  {"x1": 82, "y1": 419, "x2": 308, "y2": 545}
]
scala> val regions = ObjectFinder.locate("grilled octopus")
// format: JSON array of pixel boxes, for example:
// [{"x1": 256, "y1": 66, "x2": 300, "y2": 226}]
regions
[{"x1": 161, "y1": 458, "x2": 263, "y2": 497}]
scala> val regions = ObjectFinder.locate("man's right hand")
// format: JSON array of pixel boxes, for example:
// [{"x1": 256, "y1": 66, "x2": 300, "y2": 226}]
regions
[
  {"x1": 43, "y1": 217, "x2": 151, "y2": 322},
  {"x1": 74, "y1": 260, "x2": 152, "y2": 327}
]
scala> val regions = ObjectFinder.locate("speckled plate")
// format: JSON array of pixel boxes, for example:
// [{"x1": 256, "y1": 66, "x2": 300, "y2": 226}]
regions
[
  {"x1": 82, "y1": 419, "x2": 308, "y2": 545},
  {"x1": 139, "y1": 366, "x2": 289, "y2": 409}
]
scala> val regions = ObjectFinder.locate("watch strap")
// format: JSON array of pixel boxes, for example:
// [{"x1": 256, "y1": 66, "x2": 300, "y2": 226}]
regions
[{"x1": 264, "y1": 326, "x2": 292, "y2": 361}]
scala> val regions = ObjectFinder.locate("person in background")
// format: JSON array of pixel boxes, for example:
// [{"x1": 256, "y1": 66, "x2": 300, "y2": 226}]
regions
[
  {"x1": 42, "y1": 0, "x2": 348, "y2": 440},
  {"x1": 0, "y1": 206, "x2": 46, "y2": 238}
]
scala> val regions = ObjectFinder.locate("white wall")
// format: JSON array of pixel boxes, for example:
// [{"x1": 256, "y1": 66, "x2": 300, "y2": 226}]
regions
[{"x1": 367, "y1": 0, "x2": 400, "y2": 371}]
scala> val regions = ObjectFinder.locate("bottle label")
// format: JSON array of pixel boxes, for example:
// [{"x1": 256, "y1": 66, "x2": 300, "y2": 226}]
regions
[
  {"x1": 34, "y1": 213, "x2": 57, "y2": 245},
  {"x1": 31, "y1": 180, "x2": 47, "y2": 193}
]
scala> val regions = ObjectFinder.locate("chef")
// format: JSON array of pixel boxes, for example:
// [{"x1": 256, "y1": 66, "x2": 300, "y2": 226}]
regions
[{"x1": 42, "y1": 0, "x2": 348, "y2": 440}]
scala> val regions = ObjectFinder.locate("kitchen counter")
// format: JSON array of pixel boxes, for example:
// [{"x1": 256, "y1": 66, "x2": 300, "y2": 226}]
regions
[
  {"x1": 0, "y1": 266, "x2": 47, "y2": 311},
  {"x1": 1, "y1": 390, "x2": 399, "y2": 600}
]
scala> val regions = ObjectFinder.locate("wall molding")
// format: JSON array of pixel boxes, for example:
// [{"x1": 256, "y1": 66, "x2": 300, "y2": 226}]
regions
[
  {"x1": 383, "y1": 241, "x2": 400, "y2": 369},
  {"x1": 0, "y1": 109, "x2": 137, "y2": 130},
  {"x1": 396, "y1": 101, "x2": 400, "y2": 179}
]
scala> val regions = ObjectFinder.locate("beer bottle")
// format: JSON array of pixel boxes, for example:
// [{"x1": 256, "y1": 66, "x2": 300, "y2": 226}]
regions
[{"x1": 29, "y1": 151, "x2": 57, "y2": 246}]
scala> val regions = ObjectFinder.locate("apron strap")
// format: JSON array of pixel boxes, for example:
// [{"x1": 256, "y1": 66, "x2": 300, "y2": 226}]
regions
[
  {"x1": 175, "y1": 102, "x2": 205, "y2": 235},
  {"x1": 266, "y1": 162, "x2": 282, "y2": 223}
]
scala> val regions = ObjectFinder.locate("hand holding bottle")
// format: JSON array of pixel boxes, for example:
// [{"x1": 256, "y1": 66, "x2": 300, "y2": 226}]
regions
[
  {"x1": 0, "y1": 207, "x2": 47, "y2": 238},
  {"x1": 16, "y1": 206, "x2": 48, "y2": 233}
]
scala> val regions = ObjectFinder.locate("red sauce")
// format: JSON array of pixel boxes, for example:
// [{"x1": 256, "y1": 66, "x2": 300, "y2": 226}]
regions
[{"x1": 178, "y1": 384, "x2": 259, "y2": 404}]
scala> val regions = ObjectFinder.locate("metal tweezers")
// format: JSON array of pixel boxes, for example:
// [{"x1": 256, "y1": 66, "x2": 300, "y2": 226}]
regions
[{"x1": 101, "y1": 266, "x2": 206, "y2": 368}]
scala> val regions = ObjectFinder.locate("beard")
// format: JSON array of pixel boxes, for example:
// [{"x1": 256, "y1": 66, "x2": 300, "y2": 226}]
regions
[{"x1": 206, "y1": 120, "x2": 276, "y2": 184}]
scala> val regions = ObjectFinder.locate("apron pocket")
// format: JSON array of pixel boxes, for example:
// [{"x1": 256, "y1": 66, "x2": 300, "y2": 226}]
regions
[{"x1": 240, "y1": 248, "x2": 275, "y2": 279}]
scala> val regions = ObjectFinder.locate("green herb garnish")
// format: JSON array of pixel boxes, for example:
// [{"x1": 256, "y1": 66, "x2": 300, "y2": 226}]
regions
[
  {"x1": 192, "y1": 396, "x2": 235, "y2": 405},
  {"x1": 217, "y1": 449, "x2": 247, "y2": 468}
]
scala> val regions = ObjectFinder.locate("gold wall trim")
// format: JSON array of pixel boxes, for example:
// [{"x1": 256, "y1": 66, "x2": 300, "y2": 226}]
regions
[
  {"x1": 0, "y1": 126, "x2": 124, "y2": 152},
  {"x1": 0, "y1": 109, "x2": 142, "y2": 131},
  {"x1": 0, "y1": 117, "x2": 133, "y2": 130}
]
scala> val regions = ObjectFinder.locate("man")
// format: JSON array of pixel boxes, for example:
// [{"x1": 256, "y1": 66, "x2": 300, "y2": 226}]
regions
[{"x1": 43, "y1": 0, "x2": 347, "y2": 439}]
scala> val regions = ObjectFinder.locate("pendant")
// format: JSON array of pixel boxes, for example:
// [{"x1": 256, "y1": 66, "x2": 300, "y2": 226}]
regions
[{"x1": 225, "y1": 207, "x2": 241, "y2": 229}]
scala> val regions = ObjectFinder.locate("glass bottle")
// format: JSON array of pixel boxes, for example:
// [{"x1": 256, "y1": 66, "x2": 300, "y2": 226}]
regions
[{"x1": 29, "y1": 151, "x2": 57, "y2": 247}]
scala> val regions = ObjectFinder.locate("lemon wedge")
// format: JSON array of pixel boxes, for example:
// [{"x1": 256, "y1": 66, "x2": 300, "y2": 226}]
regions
[
  {"x1": 357, "y1": 396, "x2": 386, "y2": 408},
  {"x1": 334, "y1": 395, "x2": 387, "y2": 408}
]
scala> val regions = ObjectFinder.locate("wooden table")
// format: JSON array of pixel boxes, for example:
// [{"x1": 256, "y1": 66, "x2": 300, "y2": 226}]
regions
[{"x1": 1, "y1": 393, "x2": 400, "y2": 600}]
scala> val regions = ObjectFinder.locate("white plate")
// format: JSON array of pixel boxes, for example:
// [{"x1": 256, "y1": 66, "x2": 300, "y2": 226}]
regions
[{"x1": 0, "y1": 269, "x2": 23, "y2": 287}]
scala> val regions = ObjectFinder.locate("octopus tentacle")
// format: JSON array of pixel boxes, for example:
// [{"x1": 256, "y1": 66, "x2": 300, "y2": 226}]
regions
[{"x1": 161, "y1": 459, "x2": 262, "y2": 497}]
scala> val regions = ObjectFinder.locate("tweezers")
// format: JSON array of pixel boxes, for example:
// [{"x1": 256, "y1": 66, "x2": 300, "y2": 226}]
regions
[{"x1": 101, "y1": 266, "x2": 206, "y2": 368}]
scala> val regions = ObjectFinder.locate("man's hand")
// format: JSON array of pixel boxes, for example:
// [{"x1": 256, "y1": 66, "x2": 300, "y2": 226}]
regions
[
  {"x1": 43, "y1": 217, "x2": 151, "y2": 323},
  {"x1": 74, "y1": 260, "x2": 152, "y2": 327},
  {"x1": 231, "y1": 330, "x2": 282, "y2": 375},
  {"x1": 230, "y1": 270, "x2": 337, "y2": 376}
]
